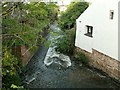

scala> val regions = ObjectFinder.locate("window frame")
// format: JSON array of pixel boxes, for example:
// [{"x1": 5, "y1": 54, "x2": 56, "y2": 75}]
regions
[
  {"x1": 110, "y1": 10, "x2": 114, "y2": 20},
  {"x1": 84, "y1": 25, "x2": 93, "y2": 38}
]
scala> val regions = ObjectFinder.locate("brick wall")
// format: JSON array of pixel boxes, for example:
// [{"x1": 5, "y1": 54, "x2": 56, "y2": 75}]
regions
[
  {"x1": 12, "y1": 45, "x2": 33, "y2": 66},
  {"x1": 20, "y1": 45, "x2": 33, "y2": 66},
  {"x1": 75, "y1": 47, "x2": 120, "y2": 81}
]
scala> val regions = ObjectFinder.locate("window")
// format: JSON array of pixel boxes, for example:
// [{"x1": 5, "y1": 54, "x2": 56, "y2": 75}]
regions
[
  {"x1": 84, "y1": 25, "x2": 93, "y2": 37},
  {"x1": 54, "y1": 2, "x2": 57, "y2": 4},
  {"x1": 110, "y1": 10, "x2": 114, "y2": 19}
]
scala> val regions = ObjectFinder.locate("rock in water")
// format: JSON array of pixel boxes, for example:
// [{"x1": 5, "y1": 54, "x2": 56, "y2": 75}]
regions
[{"x1": 59, "y1": 54, "x2": 71, "y2": 67}]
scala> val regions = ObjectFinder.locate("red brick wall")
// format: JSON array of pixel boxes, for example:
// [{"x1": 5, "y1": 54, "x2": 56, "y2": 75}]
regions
[{"x1": 20, "y1": 45, "x2": 33, "y2": 66}]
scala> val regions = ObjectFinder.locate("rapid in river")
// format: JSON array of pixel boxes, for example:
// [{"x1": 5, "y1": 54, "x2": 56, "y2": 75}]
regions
[{"x1": 23, "y1": 23, "x2": 119, "y2": 88}]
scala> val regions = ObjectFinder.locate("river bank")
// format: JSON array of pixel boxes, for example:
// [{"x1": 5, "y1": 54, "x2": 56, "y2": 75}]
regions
[{"x1": 22, "y1": 23, "x2": 119, "y2": 88}]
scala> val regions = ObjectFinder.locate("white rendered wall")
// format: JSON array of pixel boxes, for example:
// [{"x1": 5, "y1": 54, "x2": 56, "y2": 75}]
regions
[
  {"x1": 75, "y1": 0, "x2": 119, "y2": 60},
  {"x1": 75, "y1": 0, "x2": 100, "y2": 53},
  {"x1": 119, "y1": 1, "x2": 120, "y2": 60},
  {"x1": 75, "y1": 19, "x2": 93, "y2": 53}
]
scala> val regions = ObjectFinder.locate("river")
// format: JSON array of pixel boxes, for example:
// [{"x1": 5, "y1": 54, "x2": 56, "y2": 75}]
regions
[{"x1": 23, "y1": 23, "x2": 119, "y2": 88}]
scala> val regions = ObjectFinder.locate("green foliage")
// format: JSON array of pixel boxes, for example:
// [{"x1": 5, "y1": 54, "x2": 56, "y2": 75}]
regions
[
  {"x1": 2, "y1": 48, "x2": 22, "y2": 88},
  {"x1": 3, "y1": 74, "x2": 22, "y2": 88},
  {"x1": 58, "y1": 2, "x2": 89, "y2": 30},
  {"x1": 55, "y1": 28, "x2": 75, "y2": 55},
  {"x1": 2, "y1": 2, "x2": 58, "y2": 88},
  {"x1": 2, "y1": 49, "x2": 19, "y2": 76},
  {"x1": 75, "y1": 52, "x2": 89, "y2": 64},
  {"x1": 11, "y1": 84, "x2": 24, "y2": 89},
  {"x1": 47, "y1": 3, "x2": 59, "y2": 22},
  {"x1": 55, "y1": 2, "x2": 88, "y2": 55}
]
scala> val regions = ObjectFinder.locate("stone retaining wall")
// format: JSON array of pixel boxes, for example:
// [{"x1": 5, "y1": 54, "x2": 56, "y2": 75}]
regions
[{"x1": 75, "y1": 47, "x2": 120, "y2": 81}]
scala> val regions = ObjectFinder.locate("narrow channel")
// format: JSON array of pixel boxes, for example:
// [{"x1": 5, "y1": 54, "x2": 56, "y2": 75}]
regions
[{"x1": 23, "y1": 23, "x2": 119, "y2": 88}]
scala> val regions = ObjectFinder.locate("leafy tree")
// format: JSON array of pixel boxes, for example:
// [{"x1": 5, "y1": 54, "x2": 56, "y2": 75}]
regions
[
  {"x1": 58, "y1": 2, "x2": 89, "y2": 30},
  {"x1": 2, "y1": 2, "x2": 58, "y2": 88}
]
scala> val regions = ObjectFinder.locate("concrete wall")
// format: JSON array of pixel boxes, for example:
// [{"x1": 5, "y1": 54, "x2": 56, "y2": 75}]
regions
[{"x1": 75, "y1": 0, "x2": 119, "y2": 60}]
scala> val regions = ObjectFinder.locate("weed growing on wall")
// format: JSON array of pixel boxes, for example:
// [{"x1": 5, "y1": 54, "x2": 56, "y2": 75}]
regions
[{"x1": 75, "y1": 52, "x2": 89, "y2": 64}]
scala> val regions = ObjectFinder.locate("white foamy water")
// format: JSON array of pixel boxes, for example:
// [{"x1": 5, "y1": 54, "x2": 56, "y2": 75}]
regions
[
  {"x1": 44, "y1": 46, "x2": 71, "y2": 68},
  {"x1": 44, "y1": 23, "x2": 71, "y2": 68}
]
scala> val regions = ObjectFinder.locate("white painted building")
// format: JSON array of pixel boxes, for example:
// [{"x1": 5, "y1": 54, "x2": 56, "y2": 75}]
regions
[
  {"x1": 75, "y1": 0, "x2": 120, "y2": 61},
  {"x1": 56, "y1": 0, "x2": 72, "y2": 12},
  {"x1": 40, "y1": 0, "x2": 72, "y2": 12}
]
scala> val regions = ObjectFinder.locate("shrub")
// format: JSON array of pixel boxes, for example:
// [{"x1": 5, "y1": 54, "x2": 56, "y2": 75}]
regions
[
  {"x1": 56, "y1": 1, "x2": 89, "y2": 55},
  {"x1": 55, "y1": 28, "x2": 75, "y2": 55},
  {"x1": 2, "y1": 2, "x2": 58, "y2": 88},
  {"x1": 75, "y1": 52, "x2": 89, "y2": 64}
]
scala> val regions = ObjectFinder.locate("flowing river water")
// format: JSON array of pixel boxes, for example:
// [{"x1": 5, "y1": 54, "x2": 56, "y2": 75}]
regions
[{"x1": 23, "y1": 23, "x2": 119, "y2": 88}]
